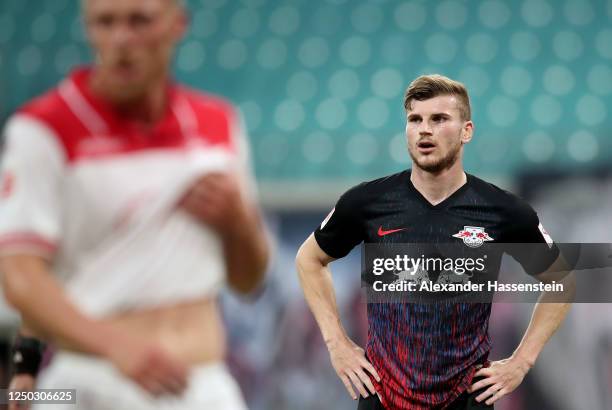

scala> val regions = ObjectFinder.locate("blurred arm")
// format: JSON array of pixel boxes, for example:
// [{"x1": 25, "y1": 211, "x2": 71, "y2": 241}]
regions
[
  {"x1": 1, "y1": 254, "x2": 121, "y2": 356},
  {"x1": 222, "y1": 202, "x2": 270, "y2": 295},
  {"x1": 179, "y1": 172, "x2": 270, "y2": 295}
]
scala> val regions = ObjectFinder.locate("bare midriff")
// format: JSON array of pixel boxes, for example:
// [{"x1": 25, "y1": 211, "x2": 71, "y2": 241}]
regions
[{"x1": 103, "y1": 296, "x2": 225, "y2": 364}]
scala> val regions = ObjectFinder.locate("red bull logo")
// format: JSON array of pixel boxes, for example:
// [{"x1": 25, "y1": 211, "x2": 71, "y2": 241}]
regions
[{"x1": 452, "y1": 226, "x2": 493, "y2": 248}]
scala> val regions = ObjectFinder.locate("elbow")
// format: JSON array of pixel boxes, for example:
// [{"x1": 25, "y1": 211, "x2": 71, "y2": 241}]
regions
[
  {"x1": 295, "y1": 243, "x2": 308, "y2": 278},
  {"x1": 1, "y1": 265, "x2": 29, "y2": 310},
  {"x1": 0, "y1": 256, "x2": 47, "y2": 311},
  {"x1": 228, "y1": 262, "x2": 268, "y2": 297},
  {"x1": 295, "y1": 239, "x2": 326, "y2": 280}
]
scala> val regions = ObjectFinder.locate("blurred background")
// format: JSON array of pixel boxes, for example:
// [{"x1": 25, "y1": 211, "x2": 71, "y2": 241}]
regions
[{"x1": 1, "y1": 0, "x2": 612, "y2": 409}]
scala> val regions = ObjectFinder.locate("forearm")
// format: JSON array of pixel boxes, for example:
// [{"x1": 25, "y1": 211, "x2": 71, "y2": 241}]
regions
[
  {"x1": 296, "y1": 243, "x2": 347, "y2": 345},
  {"x1": 1, "y1": 256, "x2": 118, "y2": 357},
  {"x1": 16, "y1": 323, "x2": 38, "y2": 338},
  {"x1": 513, "y1": 274, "x2": 574, "y2": 365},
  {"x1": 223, "y1": 208, "x2": 270, "y2": 294}
]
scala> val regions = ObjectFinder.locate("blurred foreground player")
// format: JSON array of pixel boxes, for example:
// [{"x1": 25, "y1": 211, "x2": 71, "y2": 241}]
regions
[
  {"x1": 1, "y1": 0, "x2": 269, "y2": 408},
  {"x1": 296, "y1": 75, "x2": 573, "y2": 409}
]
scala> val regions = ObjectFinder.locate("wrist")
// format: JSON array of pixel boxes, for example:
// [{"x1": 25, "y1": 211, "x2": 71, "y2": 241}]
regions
[
  {"x1": 511, "y1": 351, "x2": 536, "y2": 371},
  {"x1": 323, "y1": 329, "x2": 349, "y2": 349},
  {"x1": 94, "y1": 325, "x2": 127, "y2": 360},
  {"x1": 12, "y1": 335, "x2": 46, "y2": 376}
]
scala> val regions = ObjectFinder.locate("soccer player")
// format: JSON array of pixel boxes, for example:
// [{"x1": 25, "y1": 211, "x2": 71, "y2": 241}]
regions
[
  {"x1": 296, "y1": 75, "x2": 573, "y2": 409},
  {"x1": 1, "y1": 0, "x2": 269, "y2": 408}
]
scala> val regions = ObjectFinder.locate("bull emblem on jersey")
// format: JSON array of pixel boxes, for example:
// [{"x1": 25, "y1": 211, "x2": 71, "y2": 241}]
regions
[{"x1": 452, "y1": 226, "x2": 493, "y2": 248}]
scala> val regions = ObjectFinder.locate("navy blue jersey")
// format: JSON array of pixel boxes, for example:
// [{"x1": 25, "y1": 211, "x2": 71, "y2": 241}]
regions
[{"x1": 314, "y1": 170, "x2": 558, "y2": 409}]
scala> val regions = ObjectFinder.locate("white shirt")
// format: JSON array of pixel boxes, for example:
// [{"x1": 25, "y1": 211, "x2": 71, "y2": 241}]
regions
[{"x1": 0, "y1": 68, "x2": 256, "y2": 318}]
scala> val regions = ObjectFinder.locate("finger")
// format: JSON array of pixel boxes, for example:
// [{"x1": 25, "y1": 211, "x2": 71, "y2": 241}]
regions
[
  {"x1": 186, "y1": 191, "x2": 229, "y2": 213},
  {"x1": 181, "y1": 200, "x2": 222, "y2": 222},
  {"x1": 156, "y1": 359, "x2": 188, "y2": 394},
  {"x1": 486, "y1": 388, "x2": 507, "y2": 405},
  {"x1": 469, "y1": 376, "x2": 496, "y2": 393},
  {"x1": 165, "y1": 362, "x2": 188, "y2": 392},
  {"x1": 198, "y1": 171, "x2": 232, "y2": 181},
  {"x1": 155, "y1": 370, "x2": 186, "y2": 395},
  {"x1": 193, "y1": 204, "x2": 225, "y2": 222},
  {"x1": 139, "y1": 378, "x2": 165, "y2": 397},
  {"x1": 339, "y1": 374, "x2": 357, "y2": 400},
  {"x1": 476, "y1": 383, "x2": 502, "y2": 403},
  {"x1": 359, "y1": 358, "x2": 381, "y2": 382},
  {"x1": 474, "y1": 367, "x2": 494, "y2": 378},
  {"x1": 197, "y1": 178, "x2": 240, "y2": 201},
  {"x1": 347, "y1": 370, "x2": 369, "y2": 398},
  {"x1": 160, "y1": 377, "x2": 185, "y2": 396},
  {"x1": 194, "y1": 174, "x2": 233, "y2": 193},
  {"x1": 355, "y1": 368, "x2": 377, "y2": 395}
]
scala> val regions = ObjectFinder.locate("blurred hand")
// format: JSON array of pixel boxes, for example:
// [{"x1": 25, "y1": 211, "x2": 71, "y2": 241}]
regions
[
  {"x1": 8, "y1": 374, "x2": 35, "y2": 410},
  {"x1": 179, "y1": 172, "x2": 249, "y2": 236},
  {"x1": 468, "y1": 356, "x2": 531, "y2": 405},
  {"x1": 327, "y1": 336, "x2": 381, "y2": 400},
  {"x1": 105, "y1": 334, "x2": 188, "y2": 397}
]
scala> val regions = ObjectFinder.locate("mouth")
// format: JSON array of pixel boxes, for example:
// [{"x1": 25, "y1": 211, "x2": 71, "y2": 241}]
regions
[
  {"x1": 111, "y1": 59, "x2": 137, "y2": 78},
  {"x1": 417, "y1": 140, "x2": 436, "y2": 154}
]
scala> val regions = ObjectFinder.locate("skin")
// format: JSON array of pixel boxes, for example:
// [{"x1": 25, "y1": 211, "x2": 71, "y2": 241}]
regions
[
  {"x1": 405, "y1": 95, "x2": 473, "y2": 205},
  {"x1": 84, "y1": 0, "x2": 186, "y2": 121},
  {"x1": 296, "y1": 93, "x2": 573, "y2": 404},
  {"x1": 3, "y1": 0, "x2": 269, "y2": 406}
]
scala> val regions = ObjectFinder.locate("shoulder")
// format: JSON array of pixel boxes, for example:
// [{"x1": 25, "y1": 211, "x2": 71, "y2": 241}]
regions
[
  {"x1": 9, "y1": 81, "x2": 90, "y2": 162},
  {"x1": 4, "y1": 87, "x2": 74, "y2": 160},
  {"x1": 340, "y1": 170, "x2": 409, "y2": 207},
  {"x1": 468, "y1": 174, "x2": 537, "y2": 222},
  {"x1": 178, "y1": 86, "x2": 239, "y2": 122},
  {"x1": 175, "y1": 86, "x2": 242, "y2": 149},
  {"x1": 17, "y1": 86, "x2": 71, "y2": 127}
]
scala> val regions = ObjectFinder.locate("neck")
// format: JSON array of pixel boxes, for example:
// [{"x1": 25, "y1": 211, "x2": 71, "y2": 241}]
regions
[
  {"x1": 410, "y1": 160, "x2": 467, "y2": 206},
  {"x1": 89, "y1": 71, "x2": 168, "y2": 125}
]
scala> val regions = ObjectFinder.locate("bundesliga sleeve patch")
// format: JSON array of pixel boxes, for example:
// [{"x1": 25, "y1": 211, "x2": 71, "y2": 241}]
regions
[
  {"x1": 320, "y1": 208, "x2": 335, "y2": 229},
  {"x1": 538, "y1": 223, "x2": 554, "y2": 247}
]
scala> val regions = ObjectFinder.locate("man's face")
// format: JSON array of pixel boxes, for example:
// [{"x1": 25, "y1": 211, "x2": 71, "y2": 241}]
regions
[
  {"x1": 405, "y1": 95, "x2": 473, "y2": 173},
  {"x1": 84, "y1": 0, "x2": 185, "y2": 101}
]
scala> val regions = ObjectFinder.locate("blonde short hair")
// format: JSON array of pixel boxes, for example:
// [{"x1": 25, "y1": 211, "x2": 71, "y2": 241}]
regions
[{"x1": 404, "y1": 74, "x2": 471, "y2": 121}]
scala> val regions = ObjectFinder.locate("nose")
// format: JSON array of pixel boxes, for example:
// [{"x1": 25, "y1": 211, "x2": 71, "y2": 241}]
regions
[
  {"x1": 110, "y1": 22, "x2": 134, "y2": 47},
  {"x1": 418, "y1": 120, "x2": 433, "y2": 136}
]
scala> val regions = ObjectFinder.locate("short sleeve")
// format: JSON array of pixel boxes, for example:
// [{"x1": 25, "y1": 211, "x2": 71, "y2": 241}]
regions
[
  {"x1": 505, "y1": 203, "x2": 560, "y2": 276},
  {"x1": 0, "y1": 114, "x2": 65, "y2": 258},
  {"x1": 314, "y1": 187, "x2": 364, "y2": 259}
]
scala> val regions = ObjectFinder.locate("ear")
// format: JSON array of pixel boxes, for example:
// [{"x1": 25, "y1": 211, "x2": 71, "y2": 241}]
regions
[
  {"x1": 461, "y1": 121, "x2": 473, "y2": 144},
  {"x1": 172, "y1": 7, "x2": 188, "y2": 41}
]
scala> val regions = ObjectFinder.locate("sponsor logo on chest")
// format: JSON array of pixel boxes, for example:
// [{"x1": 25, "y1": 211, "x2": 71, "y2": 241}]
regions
[{"x1": 452, "y1": 226, "x2": 493, "y2": 248}]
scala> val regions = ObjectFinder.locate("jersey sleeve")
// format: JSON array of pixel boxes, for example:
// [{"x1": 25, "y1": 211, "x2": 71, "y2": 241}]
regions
[
  {"x1": 505, "y1": 202, "x2": 560, "y2": 276},
  {"x1": 314, "y1": 187, "x2": 365, "y2": 259},
  {"x1": 0, "y1": 114, "x2": 65, "y2": 258}
]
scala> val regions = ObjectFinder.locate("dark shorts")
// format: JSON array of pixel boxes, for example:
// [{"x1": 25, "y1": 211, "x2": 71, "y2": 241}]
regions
[{"x1": 357, "y1": 378, "x2": 494, "y2": 410}]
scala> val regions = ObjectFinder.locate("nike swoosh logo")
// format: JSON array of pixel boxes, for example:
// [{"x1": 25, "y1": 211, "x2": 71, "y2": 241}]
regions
[{"x1": 377, "y1": 226, "x2": 406, "y2": 236}]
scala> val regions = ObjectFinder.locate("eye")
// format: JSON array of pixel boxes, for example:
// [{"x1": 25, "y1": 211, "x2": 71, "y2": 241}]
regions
[
  {"x1": 408, "y1": 116, "x2": 421, "y2": 123},
  {"x1": 94, "y1": 14, "x2": 114, "y2": 28},
  {"x1": 432, "y1": 115, "x2": 447, "y2": 123},
  {"x1": 129, "y1": 13, "x2": 153, "y2": 28}
]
